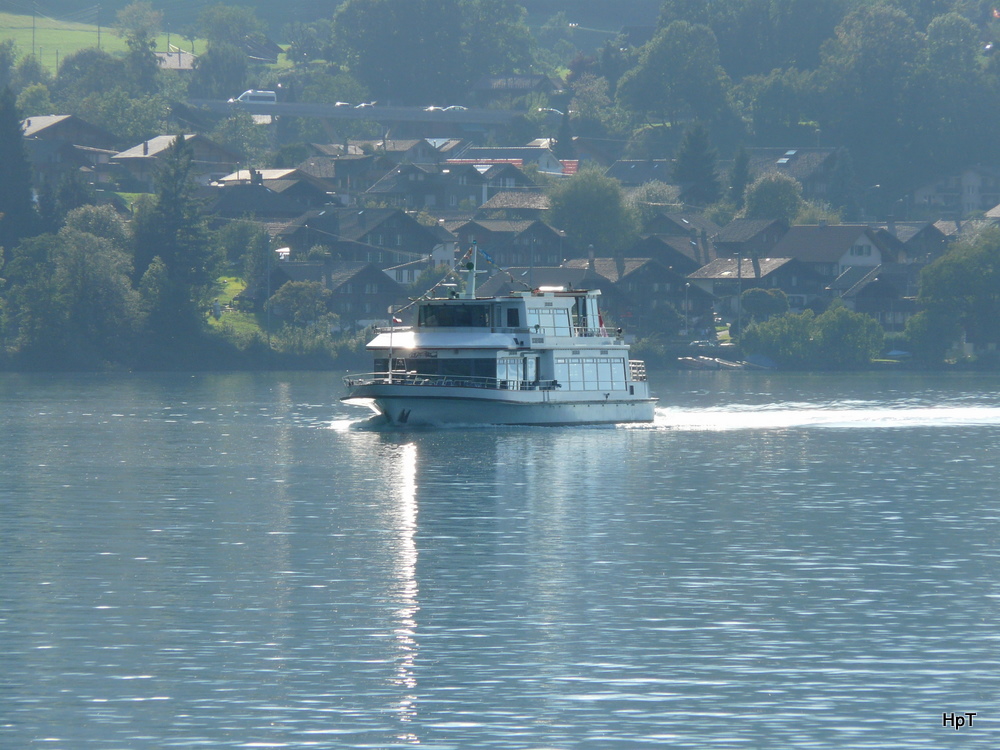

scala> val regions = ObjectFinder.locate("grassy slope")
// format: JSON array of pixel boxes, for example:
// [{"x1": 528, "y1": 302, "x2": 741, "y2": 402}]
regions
[{"x1": 0, "y1": 12, "x2": 198, "y2": 73}]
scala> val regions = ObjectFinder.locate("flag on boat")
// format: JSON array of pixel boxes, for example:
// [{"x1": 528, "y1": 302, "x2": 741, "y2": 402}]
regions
[{"x1": 392, "y1": 316, "x2": 403, "y2": 324}]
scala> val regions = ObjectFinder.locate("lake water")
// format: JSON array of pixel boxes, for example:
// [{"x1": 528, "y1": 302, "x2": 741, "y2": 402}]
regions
[{"x1": 2, "y1": 370, "x2": 999, "y2": 749}]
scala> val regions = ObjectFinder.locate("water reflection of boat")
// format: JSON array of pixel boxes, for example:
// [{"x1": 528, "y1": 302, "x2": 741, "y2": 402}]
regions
[{"x1": 342, "y1": 248, "x2": 656, "y2": 426}]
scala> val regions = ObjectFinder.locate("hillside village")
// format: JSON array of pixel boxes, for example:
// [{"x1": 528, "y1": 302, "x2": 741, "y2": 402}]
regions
[
  {"x1": 7, "y1": 0, "x2": 1000, "y2": 369},
  {"x1": 21, "y1": 108, "x2": 982, "y2": 333}
]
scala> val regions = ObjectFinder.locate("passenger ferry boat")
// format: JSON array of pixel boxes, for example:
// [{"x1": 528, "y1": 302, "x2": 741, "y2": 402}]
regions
[{"x1": 342, "y1": 250, "x2": 655, "y2": 426}]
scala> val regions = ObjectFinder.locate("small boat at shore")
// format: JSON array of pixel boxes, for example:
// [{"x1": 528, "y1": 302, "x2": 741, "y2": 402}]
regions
[{"x1": 342, "y1": 248, "x2": 656, "y2": 426}]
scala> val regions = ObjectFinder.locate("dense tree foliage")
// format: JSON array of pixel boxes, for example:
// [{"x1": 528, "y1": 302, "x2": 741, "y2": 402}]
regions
[
  {"x1": 548, "y1": 166, "x2": 637, "y2": 256},
  {"x1": 672, "y1": 123, "x2": 721, "y2": 207},
  {"x1": 918, "y1": 225, "x2": 1000, "y2": 351},
  {"x1": 329, "y1": 0, "x2": 532, "y2": 105},
  {"x1": 743, "y1": 302, "x2": 884, "y2": 369},
  {"x1": 130, "y1": 135, "x2": 216, "y2": 351},
  {"x1": 0, "y1": 87, "x2": 37, "y2": 253},
  {"x1": 742, "y1": 173, "x2": 803, "y2": 222},
  {"x1": 617, "y1": 21, "x2": 731, "y2": 127}
]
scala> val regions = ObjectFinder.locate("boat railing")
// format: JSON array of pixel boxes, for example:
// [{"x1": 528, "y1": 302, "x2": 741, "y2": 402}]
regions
[
  {"x1": 374, "y1": 325, "x2": 413, "y2": 334},
  {"x1": 573, "y1": 325, "x2": 622, "y2": 339},
  {"x1": 344, "y1": 372, "x2": 561, "y2": 391},
  {"x1": 629, "y1": 360, "x2": 648, "y2": 382}
]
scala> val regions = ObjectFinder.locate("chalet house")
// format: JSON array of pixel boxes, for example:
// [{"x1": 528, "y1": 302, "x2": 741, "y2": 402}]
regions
[
  {"x1": 627, "y1": 234, "x2": 717, "y2": 276},
  {"x1": 873, "y1": 220, "x2": 949, "y2": 264},
  {"x1": 347, "y1": 137, "x2": 466, "y2": 166},
  {"x1": 604, "y1": 159, "x2": 674, "y2": 187},
  {"x1": 267, "y1": 260, "x2": 406, "y2": 328},
  {"x1": 475, "y1": 190, "x2": 550, "y2": 220},
  {"x1": 451, "y1": 146, "x2": 565, "y2": 175},
  {"x1": 562, "y1": 256, "x2": 715, "y2": 336},
  {"x1": 826, "y1": 265, "x2": 914, "y2": 332},
  {"x1": 713, "y1": 218, "x2": 789, "y2": 259},
  {"x1": 111, "y1": 134, "x2": 239, "y2": 191},
  {"x1": 204, "y1": 183, "x2": 309, "y2": 225},
  {"x1": 913, "y1": 165, "x2": 1000, "y2": 218},
  {"x1": 470, "y1": 74, "x2": 559, "y2": 107},
  {"x1": 770, "y1": 224, "x2": 898, "y2": 281},
  {"x1": 746, "y1": 147, "x2": 846, "y2": 204},
  {"x1": 447, "y1": 219, "x2": 570, "y2": 269},
  {"x1": 296, "y1": 152, "x2": 384, "y2": 197},
  {"x1": 382, "y1": 221, "x2": 460, "y2": 284},
  {"x1": 21, "y1": 114, "x2": 118, "y2": 188},
  {"x1": 216, "y1": 168, "x2": 339, "y2": 208},
  {"x1": 383, "y1": 257, "x2": 433, "y2": 287},
  {"x1": 365, "y1": 161, "x2": 536, "y2": 210},
  {"x1": 272, "y1": 207, "x2": 441, "y2": 267},
  {"x1": 644, "y1": 211, "x2": 721, "y2": 239},
  {"x1": 687, "y1": 256, "x2": 825, "y2": 313}
]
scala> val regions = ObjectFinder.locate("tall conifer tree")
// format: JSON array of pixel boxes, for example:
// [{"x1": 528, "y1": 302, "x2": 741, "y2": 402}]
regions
[
  {"x1": 0, "y1": 87, "x2": 37, "y2": 253},
  {"x1": 672, "y1": 122, "x2": 721, "y2": 208}
]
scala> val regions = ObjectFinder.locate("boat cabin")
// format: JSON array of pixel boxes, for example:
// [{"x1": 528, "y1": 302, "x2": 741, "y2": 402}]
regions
[
  {"x1": 415, "y1": 289, "x2": 607, "y2": 337},
  {"x1": 373, "y1": 289, "x2": 634, "y2": 393}
]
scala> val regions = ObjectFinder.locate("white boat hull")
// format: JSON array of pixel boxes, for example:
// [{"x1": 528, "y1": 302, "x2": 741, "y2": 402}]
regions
[{"x1": 343, "y1": 383, "x2": 655, "y2": 426}]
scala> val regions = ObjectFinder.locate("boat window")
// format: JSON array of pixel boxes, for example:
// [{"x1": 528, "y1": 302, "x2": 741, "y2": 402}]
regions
[
  {"x1": 527, "y1": 307, "x2": 571, "y2": 335},
  {"x1": 553, "y1": 356, "x2": 627, "y2": 391},
  {"x1": 419, "y1": 303, "x2": 490, "y2": 327},
  {"x1": 506, "y1": 308, "x2": 520, "y2": 328},
  {"x1": 377, "y1": 357, "x2": 496, "y2": 379}
]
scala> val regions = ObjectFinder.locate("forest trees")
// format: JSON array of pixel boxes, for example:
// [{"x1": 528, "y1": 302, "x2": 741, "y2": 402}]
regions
[
  {"x1": 616, "y1": 21, "x2": 731, "y2": 128},
  {"x1": 0, "y1": 87, "x2": 37, "y2": 252},
  {"x1": 742, "y1": 302, "x2": 884, "y2": 369},
  {"x1": 329, "y1": 0, "x2": 533, "y2": 105},
  {"x1": 548, "y1": 166, "x2": 637, "y2": 256},
  {"x1": 916, "y1": 225, "x2": 1000, "y2": 356},
  {"x1": 130, "y1": 135, "x2": 217, "y2": 353},
  {"x1": 672, "y1": 123, "x2": 721, "y2": 207}
]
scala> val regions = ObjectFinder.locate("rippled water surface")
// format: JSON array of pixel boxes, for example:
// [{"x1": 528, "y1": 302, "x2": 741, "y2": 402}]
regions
[{"x1": 2, "y1": 370, "x2": 999, "y2": 748}]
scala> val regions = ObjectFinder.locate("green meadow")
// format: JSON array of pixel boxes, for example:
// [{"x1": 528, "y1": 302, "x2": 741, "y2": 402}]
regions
[{"x1": 0, "y1": 12, "x2": 198, "y2": 73}]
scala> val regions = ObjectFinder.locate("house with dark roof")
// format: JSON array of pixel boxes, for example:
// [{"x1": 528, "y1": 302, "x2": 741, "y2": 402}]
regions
[
  {"x1": 365, "y1": 161, "x2": 536, "y2": 211},
  {"x1": 111, "y1": 134, "x2": 239, "y2": 191},
  {"x1": 272, "y1": 207, "x2": 442, "y2": 268},
  {"x1": 769, "y1": 224, "x2": 898, "y2": 281},
  {"x1": 644, "y1": 211, "x2": 721, "y2": 239},
  {"x1": 448, "y1": 219, "x2": 570, "y2": 268},
  {"x1": 450, "y1": 146, "x2": 565, "y2": 175},
  {"x1": 265, "y1": 260, "x2": 407, "y2": 328},
  {"x1": 205, "y1": 183, "x2": 309, "y2": 224},
  {"x1": 475, "y1": 190, "x2": 550, "y2": 220},
  {"x1": 347, "y1": 137, "x2": 467, "y2": 166},
  {"x1": 826, "y1": 264, "x2": 915, "y2": 332},
  {"x1": 296, "y1": 152, "x2": 385, "y2": 197},
  {"x1": 604, "y1": 159, "x2": 674, "y2": 187},
  {"x1": 687, "y1": 256, "x2": 825, "y2": 313},
  {"x1": 873, "y1": 220, "x2": 949, "y2": 263},
  {"x1": 562, "y1": 256, "x2": 715, "y2": 336},
  {"x1": 713, "y1": 218, "x2": 789, "y2": 259},
  {"x1": 216, "y1": 168, "x2": 339, "y2": 208},
  {"x1": 627, "y1": 234, "x2": 716, "y2": 275},
  {"x1": 746, "y1": 147, "x2": 847, "y2": 204},
  {"x1": 21, "y1": 114, "x2": 118, "y2": 187}
]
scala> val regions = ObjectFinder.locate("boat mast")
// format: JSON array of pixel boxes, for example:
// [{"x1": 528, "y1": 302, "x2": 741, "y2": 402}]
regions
[{"x1": 463, "y1": 241, "x2": 479, "y2": 299}]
